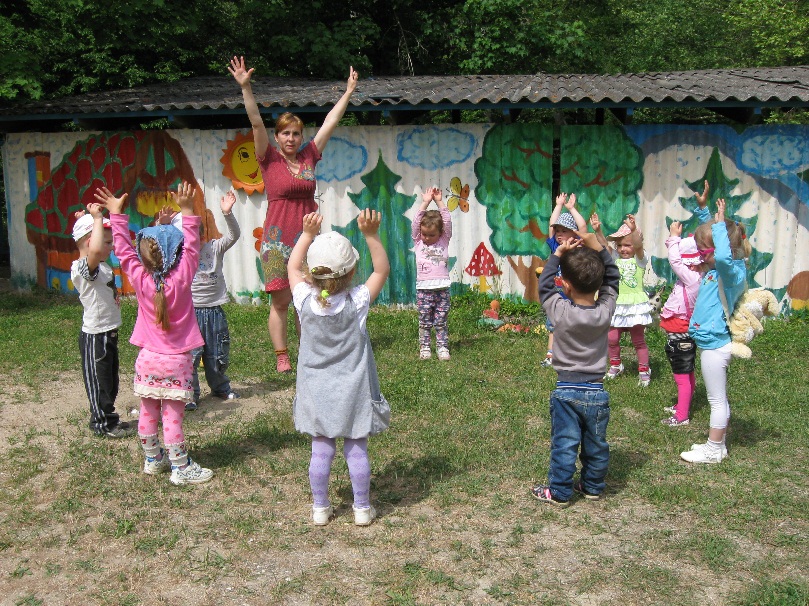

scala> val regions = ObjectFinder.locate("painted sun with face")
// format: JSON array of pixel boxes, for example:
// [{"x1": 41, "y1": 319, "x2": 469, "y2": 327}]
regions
[{"x1": 220, "y1": 131, "x2": 265, "y2": 195}]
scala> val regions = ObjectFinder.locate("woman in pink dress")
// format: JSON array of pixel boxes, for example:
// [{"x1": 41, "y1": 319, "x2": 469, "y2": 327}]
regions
[{"x1": 230, "y1": 56, "x2": 358, "y2": 372}]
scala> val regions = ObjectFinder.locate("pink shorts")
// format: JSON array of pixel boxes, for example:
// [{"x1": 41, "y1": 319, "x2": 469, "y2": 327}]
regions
[{"x1": 133, "y1": 348, "x2": 194, "y2": 402}]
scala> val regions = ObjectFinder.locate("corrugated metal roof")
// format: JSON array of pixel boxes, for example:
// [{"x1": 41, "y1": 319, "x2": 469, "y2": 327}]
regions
[{"x1": 2, "y1": 66, "x2": 808, "y2": 130}]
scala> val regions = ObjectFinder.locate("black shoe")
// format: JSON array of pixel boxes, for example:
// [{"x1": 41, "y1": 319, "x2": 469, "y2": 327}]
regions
[
  {"x1": 573, "y1": 481, "x2": 602, "y2": 501},
  {"x1": 185, "y1": 401, "x2": 198, "y2": 411},
  {"x1": 100, "y1": 423, "x2": 136, "y2": 438}
]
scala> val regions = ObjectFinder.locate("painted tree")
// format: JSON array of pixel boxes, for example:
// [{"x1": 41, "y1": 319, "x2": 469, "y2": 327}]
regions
[
  {"x1": 650, "y1": 147, "x2": 773, "y2": 287},
  {"x1": 333, "y1": 152, "x2": 416, "y2": 305},
  {"x1": 559, "y1": 126, "x2": 645, "y2": 236},
  {"x1": 474, "y1": 123, "x2": 554, "y2": 300}
]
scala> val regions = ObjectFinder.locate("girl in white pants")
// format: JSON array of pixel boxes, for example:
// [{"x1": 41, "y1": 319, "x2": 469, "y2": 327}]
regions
[{"x1": 681, "y1": 199, "x2": 750, "y2": 464}]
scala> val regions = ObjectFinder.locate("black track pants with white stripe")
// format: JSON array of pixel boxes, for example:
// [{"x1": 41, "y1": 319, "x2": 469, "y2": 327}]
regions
[{"x1": 80, "y1": 330, "x2": 120, "y2": 434}]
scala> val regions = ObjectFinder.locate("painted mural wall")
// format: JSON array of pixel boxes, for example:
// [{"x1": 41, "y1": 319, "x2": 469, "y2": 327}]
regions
[{"x1": 3, "y1": 123, "x2": 809, "y2": 310}]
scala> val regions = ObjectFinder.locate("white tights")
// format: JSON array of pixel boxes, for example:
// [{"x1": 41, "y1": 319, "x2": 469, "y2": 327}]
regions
[{"x1": 700, "y1": 343, "x2": 732, "y2": 430}]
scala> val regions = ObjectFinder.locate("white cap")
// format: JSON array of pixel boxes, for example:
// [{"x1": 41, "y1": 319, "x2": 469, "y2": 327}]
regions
[
  {"x1": 72, "y1": 214, "x2": 111, "y2": 242},
  {"x1": 680, "y1": 236, "x2": 702, "y2": 266},
  {"x1": 307, "y1": 231, "x2": 359, "y2": 278}
]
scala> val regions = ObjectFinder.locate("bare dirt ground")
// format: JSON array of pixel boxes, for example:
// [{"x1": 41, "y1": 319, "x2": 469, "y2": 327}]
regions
[{"x1": 0, "y1": 375, "x2": 783, "y2": 606}]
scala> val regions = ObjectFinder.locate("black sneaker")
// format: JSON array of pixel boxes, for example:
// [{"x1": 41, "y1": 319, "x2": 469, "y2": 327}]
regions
[
  {"x1": 573, "y1": 481, "x2": 602, "y2": 501},
  {"x1": 100, "y1": 422, "x2": 136, "y2": 438},
  {"x1": 184, "y1": 401, "x2": 198, "y2": 411},
  {"x1": 530, "y1": 484, "x2": 570, "y2": 508}
]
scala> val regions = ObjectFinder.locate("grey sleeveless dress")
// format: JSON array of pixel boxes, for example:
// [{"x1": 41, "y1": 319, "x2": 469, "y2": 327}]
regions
[{"x1": 293, "y1": 291, "x2": 390, "y2": 439}]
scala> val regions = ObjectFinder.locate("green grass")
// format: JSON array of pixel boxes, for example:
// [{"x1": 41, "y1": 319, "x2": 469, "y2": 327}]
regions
[{"x1": 0, "y1": 289, "x2": 807, "y2": 604}]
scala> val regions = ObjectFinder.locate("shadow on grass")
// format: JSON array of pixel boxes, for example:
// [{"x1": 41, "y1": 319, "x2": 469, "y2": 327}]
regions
[
  {"x1": 605, "y1": 445, "x2": 652, "y2": 495},
  {"x1": 727, "y1": 415, "x2": 778, "y2": 447},
  {"x1": 347, "y1": 454, "x2": 459, "y2": 511},
  {"x1": 194, "y1": 413, "x2": 307, "y2": 469}
]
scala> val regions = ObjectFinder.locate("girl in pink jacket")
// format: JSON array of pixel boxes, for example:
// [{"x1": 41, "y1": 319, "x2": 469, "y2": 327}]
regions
[
  {"x1": 96, "y1": 182, "x2": 213, "y2": 486},
  {"x1": 659, "y1": 222, "x2": 707, "y2": 426}
]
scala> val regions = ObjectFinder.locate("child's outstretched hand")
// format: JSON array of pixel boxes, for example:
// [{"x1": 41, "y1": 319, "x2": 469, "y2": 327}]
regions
[
  {"x1": 554, "y1": 193, "x2": 567, "y2": 207},
  {"x1": 576, "y1": 230, "x2": 603, "y2": 251},
  {"x1": 563, "y1": 193, "x2": 577, "y2": 210},
  {"x1": 221, "y1": 190, "x2": 237, "y2": 214},
  {"x1": 554, "y1": 236, "x2": 581, "y2": 256},
  {"x1": 357, "y1": 209, "x2": 382, "y2": 235},
  {"x1": 94, "y1": 187, "x2": 128, "y2": 214},
  {"x1": 715, "y1": 198, "x2": 726, "y2": 222},
  {"x1": 695, "y1": 180, "x2": 710, "y2": 208},
  {"x1": 156, "y1": 205, "x2": 177, "y2": 225},
  {"x1": 589, "y1": 212, "x2": 602, "y2": 232},
  {"x1": 229, "y1": 56, "x2": 254, "y2": 87},
  {"x1": 624, "y1": 214, "x2": 637, "y2": 232},
  {"x1": 670, "y1": 220, "x2": 683, "y2": 237},
  {"x1": 301, "y1": 212, "x2": 322, "y2": 237},
  {"x1": 172, "y1": 181, "x2": 195, "y2": 215},
  {"x1": 421, "y1": 187, "x2": 435, "y2": 205},
  {"x1": 86, "y1": 202, "x2": 105, "y2": 219}
]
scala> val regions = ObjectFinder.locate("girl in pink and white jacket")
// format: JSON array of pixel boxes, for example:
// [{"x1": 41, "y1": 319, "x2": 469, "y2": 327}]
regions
[
  {"x1": 658, "y1": 182, "x2": 711, "y2": 427},
  {"x1": 412, "y1": 186, "x2": 453, "y2": 361},
  {"x1": 96, "y1": 182, "x2": 213, "y2": 486},
  {"x1": 658, "y1": 224, "x2": 707, "y2": 426}
]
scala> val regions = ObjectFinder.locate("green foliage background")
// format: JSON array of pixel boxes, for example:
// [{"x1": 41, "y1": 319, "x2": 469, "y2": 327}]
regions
[{"x1": 2, "y1": 0, "x2": 808, "y2": 104}]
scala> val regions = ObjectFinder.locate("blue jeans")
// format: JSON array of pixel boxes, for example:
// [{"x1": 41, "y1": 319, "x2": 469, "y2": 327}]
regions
[
  {"x1": 548, "y1": 388, "x2": 610, "y2": 502},
  {"x1": 191, "y1": 306, "x2": 231, "y2": 401}
]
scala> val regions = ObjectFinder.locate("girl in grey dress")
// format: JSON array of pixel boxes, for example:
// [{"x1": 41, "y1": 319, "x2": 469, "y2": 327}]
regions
[{"x1": 287, "y1": 209, "x2": 390, "y2": 526}]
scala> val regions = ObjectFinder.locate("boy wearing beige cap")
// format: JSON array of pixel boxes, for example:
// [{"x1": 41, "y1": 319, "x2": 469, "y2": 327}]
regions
[{"x1": 70, "y1": 204, "x2": 134, "y2": 438}]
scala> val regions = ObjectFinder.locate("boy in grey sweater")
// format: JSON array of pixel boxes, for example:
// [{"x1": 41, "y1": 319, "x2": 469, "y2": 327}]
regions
[
  {"x1": 532, "y1": 230, "x2": 619, "y2": 507},
  {"x1": 177, "y1": 191, "x2": 241, "y2": 409}
]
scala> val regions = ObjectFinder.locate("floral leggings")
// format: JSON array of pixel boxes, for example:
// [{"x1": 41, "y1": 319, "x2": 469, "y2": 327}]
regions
[{"x1": 417, "y1": 288, "x2": 450, "y2": 349}]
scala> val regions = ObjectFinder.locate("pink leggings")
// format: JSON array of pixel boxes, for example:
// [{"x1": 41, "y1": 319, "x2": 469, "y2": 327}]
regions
[
  {"x1": 608, "y1": 325, "x2": 649, "y2": 370},
  {"x1": 137, "y1": 397, "x2": 186, "y2": 445}
]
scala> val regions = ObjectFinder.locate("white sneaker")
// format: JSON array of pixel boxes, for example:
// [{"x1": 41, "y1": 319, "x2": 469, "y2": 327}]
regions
[
  {"x1": 691, "y1": 442, "x2": 728, "y2": 458},
  {"x1": 170, "y1": 459, "x2": 214, "y2": 485},
  {"x1": 353, "y1": 505, "x2": 376, "y2": 526},
  {"x1": 143, "y1": 450, "x2": 170, "y2": 475},
  {"x1": 605, "y1": 362, "x2": 624, "y2": 380},
  {"x1": 437, "y1": 346, "x2": 450, "y2": 361},
  {"x1": 312, "y1": 504, "x2": 334, "y2": 526},
  {"x1": 638, "y1": 368, "x2": 651, "y2": 387},
  {"x1": 419, "y1": 346, "x2": 431, "y2": 360},
  {"x1": 680, "y1": 444, "x2": 727, "y2": 463}
]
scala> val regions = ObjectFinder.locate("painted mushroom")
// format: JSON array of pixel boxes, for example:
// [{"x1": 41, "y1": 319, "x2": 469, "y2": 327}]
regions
[{"x1": 465, "y1": 242, "x2": 502, "y2": 293}]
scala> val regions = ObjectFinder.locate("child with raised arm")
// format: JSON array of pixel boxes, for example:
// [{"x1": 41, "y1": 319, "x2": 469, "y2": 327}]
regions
[
  {"x1": 659, "y1": 181, "x2": 712, "y2": 426},
  {"x1": 185, "y1": 190, "x2": 241, "y2": 410},
  {"x1": 541, "y1": 193, "x2": 588, "y2": 368},
  {"x1": 97, "y1": 182, "x2": 213, "y2": 485},
  {"x1": 412, "y1": 186, "x2": 452, "y2": 360},
  {"x1": 681, "y1": 199, "x2": 750, "y2": 463},
  {"x1": 288, "y1": 209, "x2": 391, "y2": 526},
  {"x1": 70, "y1": 205, "x2": 134, "y2": 438},
  {"x1": 532, "y1": 229, "x2": 620, "y2": 507},
  {"x1": 591, "y1": 213, "x2": 654, "y2": 386}
]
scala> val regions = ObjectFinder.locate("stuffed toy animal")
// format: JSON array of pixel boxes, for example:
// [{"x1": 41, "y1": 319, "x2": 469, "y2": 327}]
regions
[{"x1": 728, "y1": 288, "x2": 779, "y2": 358}]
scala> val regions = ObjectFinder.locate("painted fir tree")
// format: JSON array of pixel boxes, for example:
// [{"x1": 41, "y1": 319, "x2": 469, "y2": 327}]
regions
[
  {"x1": 333, "y1": 152, "x2": 417, "y2": 305},
  {"x1": 651, "y1": 148, "x2": 772, "y2": 287}
]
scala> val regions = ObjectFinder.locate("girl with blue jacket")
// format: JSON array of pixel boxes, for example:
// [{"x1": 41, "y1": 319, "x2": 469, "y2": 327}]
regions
[{"x1": 681, "y1": 199, "x2": 750, "y2": 464}]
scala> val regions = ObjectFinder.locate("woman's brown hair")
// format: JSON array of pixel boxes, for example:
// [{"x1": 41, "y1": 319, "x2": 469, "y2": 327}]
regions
[
  {"x1": 274, "y1": 112, "x2": 304, "y2": 136},
  {"x1": 139, "y1": 238, "x2": 170, "y2": 331}
]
